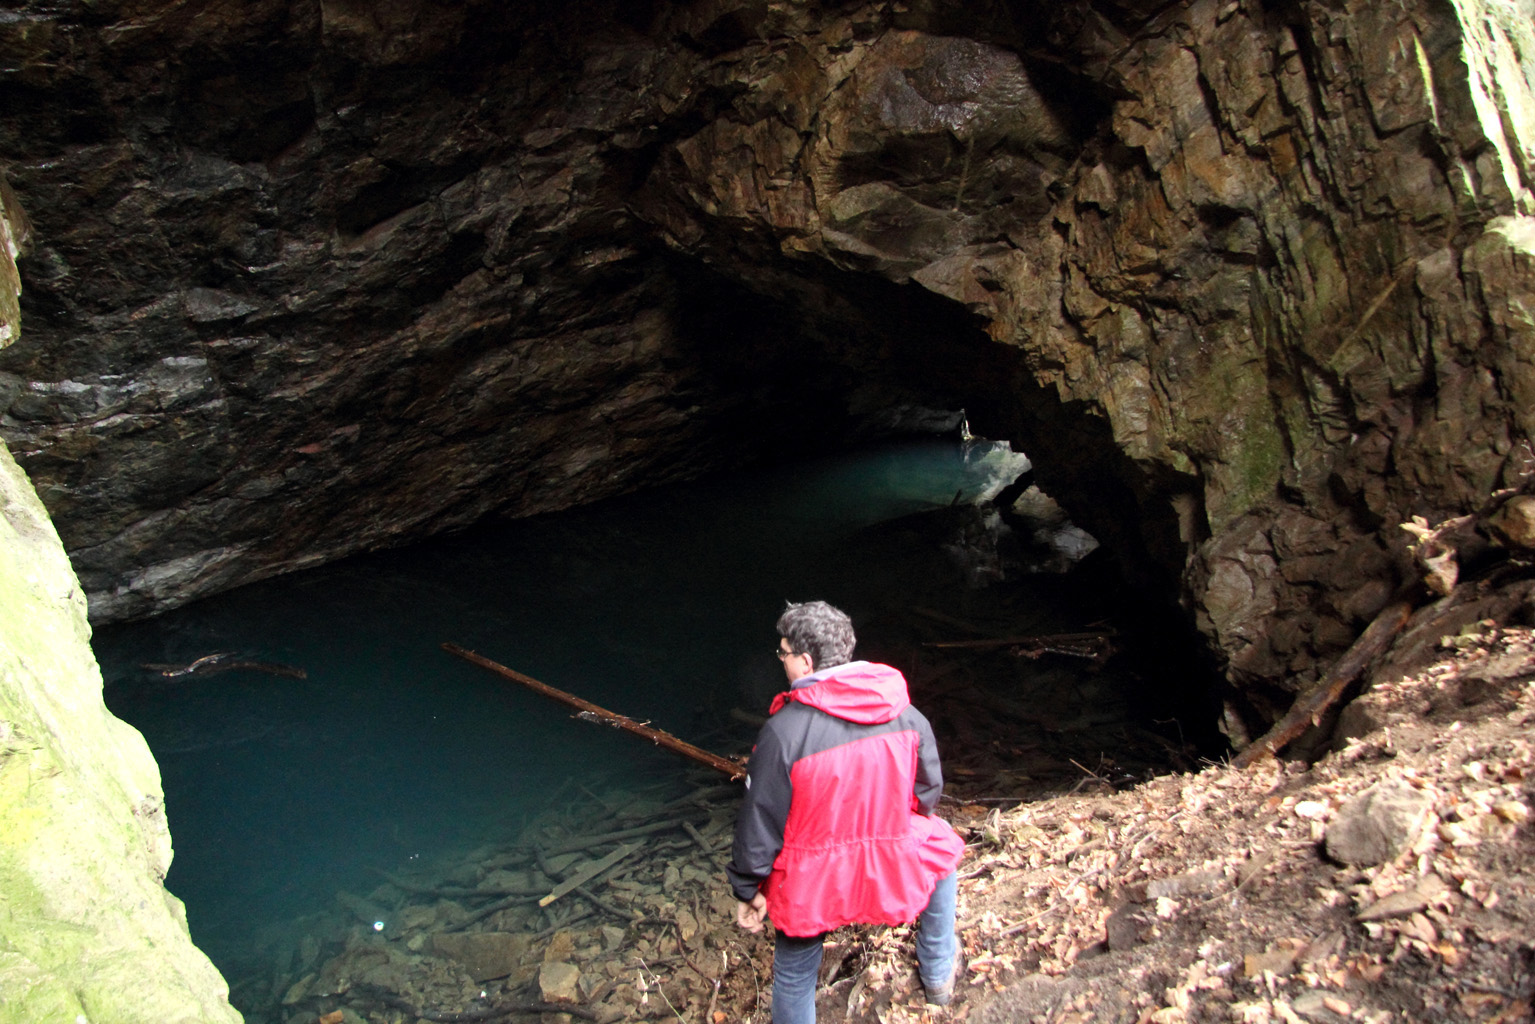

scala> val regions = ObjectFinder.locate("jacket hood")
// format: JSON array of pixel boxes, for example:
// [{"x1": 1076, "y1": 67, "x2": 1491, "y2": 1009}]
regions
[{"x1": 769, "y1": 661, "x2": 911, "y2": 724}]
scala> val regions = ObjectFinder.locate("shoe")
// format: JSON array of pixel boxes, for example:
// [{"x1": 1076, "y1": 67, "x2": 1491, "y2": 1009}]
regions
[{"x1": 923, "y1": 954, "x2": 963, "y2": 1006}]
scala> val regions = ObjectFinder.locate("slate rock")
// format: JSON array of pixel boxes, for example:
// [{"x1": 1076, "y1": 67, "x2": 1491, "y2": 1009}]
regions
[
  {"x1": 1103, "y1": 901, "x2": 1146, "y2": 952},
  {"x1": 430, "y1": 931, "x2": 529, "y2": 982},
  {"x1": 539, "y1": 960, "x2": 583, "y2": 1004},
  {"x1": 1490, "y1": 495, "x2": 1535, "y2": 550},
  {"x1": 1356, "y1": 874, "x2": 1448, "y2": 922},
  {"x1": 1323, "y1": 782, "x2": 1435, "y2": 866}
]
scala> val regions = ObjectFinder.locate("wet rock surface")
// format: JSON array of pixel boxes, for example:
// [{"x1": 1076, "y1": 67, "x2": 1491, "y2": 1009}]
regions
[{"x1": 1, "y1": 0, "x2": 1533, "y2": 711}]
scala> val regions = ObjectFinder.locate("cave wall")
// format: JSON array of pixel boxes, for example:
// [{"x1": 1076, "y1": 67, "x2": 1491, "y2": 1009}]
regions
[
  {"x1": 630, "y1": 0, "x2": 1535, "y2": 720},
  {"x1": 0, "y1": 177, "x2": 240, "y2": 1024},
  {"x1": 2, "y1": 0, "x2": 1534, "y2": 714}
]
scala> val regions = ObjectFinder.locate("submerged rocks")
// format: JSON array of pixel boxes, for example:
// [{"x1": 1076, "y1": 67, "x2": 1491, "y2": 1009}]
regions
[
  {"x1": 244, "y1": 781, "x2": 762, "y2": 1023},
  {"x1": 538, "y1": 960, "x2": 583, "y2": 1004},
  {"x1": 432, "y1": 932, "x2": 530, "y2": 982}
]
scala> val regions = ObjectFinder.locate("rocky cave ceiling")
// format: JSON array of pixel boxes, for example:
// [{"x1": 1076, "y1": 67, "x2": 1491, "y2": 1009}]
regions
[{"x1": 2, "y1": 0, "x2": 1535, "y2": 728}]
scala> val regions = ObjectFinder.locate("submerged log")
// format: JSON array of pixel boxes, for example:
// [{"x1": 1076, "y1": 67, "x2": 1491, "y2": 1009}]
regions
[
  {"x1": 442, "y1": 643, "x2": 746, "y2": 779},
  {"x1": 925, "y1": 630, "x2": 1115, "y2": 651},
  {"x1": 142, "y1": 652, "x2": 309, "y2": 679}
]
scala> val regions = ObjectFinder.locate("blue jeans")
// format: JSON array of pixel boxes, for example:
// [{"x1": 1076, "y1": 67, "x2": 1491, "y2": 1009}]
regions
[{"x1": 771, "y1": 870, "x2": 958, "y2": 1024}]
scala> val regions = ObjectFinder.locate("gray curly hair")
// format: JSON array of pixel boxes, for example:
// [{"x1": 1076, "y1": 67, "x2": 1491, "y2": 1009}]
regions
[{"x1": 776, "y1": 600, "x2": 856, "y2": 671}]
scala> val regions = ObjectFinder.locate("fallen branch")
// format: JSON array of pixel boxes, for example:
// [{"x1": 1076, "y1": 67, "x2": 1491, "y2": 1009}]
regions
[
  {"x1": 535, "y1": 905, "x2": 597, "y2": 939},
  {"x1": 142, "y1": 652, "x2": 309, "y2": 679},
  {"x1": 442, "y1": 644, "x2": 745, "y2": 779},
  {"x1": 575, "y1": 883, "x2": 639, "y2": 922},
  {"x1": 647, "y1": 784, "x2": 738, "y2": 816},
  {"x1": 1230, "y1": 595, "x2": 1415, "y2": 769},
  {"x1": 924, "y1": 630, "x2": 1115, "y2": 650},
  {"x1": 449, "y1": 893, "x2": 538, "y2": 931}
]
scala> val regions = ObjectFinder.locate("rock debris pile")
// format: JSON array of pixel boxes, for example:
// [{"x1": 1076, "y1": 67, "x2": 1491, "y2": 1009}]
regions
[{"x1": 261, "y1": 780, "x2": 766, "y2": 1024}]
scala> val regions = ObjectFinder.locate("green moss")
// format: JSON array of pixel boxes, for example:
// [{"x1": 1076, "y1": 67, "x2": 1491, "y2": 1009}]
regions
[
  {"x1": 1, "y1": 443, "x2": 243, "y2": 1023},
  {"x1": 0, "y1": 951, "x2": 89, "y2": 1022},
  {"x1": 1172, "y1": 343, "x2": 1285, "y2": 532},
  {"x1": 1226, "y1": 398, "x2": 1286, "y2": 516}
]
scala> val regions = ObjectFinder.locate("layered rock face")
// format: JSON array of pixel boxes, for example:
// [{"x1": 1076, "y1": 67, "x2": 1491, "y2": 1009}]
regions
[
  {"x1": 0, "y1": 179, "x2": 240, "y2": 1023},
  {"x1": 2, "y1": 0, "x2": 1533, "y2": 721}
]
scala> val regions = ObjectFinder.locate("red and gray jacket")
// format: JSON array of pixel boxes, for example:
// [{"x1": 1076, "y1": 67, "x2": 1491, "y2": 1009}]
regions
[{"x1": 727, "y1": 661, "x2": 965, "y2": 937}]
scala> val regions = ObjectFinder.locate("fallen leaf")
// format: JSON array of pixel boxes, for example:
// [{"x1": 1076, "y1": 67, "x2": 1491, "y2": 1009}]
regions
[{"x1": 1434, "y1": 941, "x2": 1463, "y2": 967}]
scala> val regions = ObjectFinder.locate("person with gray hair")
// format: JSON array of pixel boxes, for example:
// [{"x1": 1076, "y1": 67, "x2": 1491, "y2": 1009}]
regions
[
  {"x1": 773, "y1": 600, "x2": 857, "y2": 672},
  {"x1": 728, "y1": 600, "x2": 964, "y2": 1022}
]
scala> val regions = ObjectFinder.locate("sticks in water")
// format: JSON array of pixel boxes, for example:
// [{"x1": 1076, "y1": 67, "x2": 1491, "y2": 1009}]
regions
[
  {"x1": 440, "y1": 643, "x2": 746, "y2": 780},
  {"x1": 141, "y1": 652, "x2": 308, "y2": 679}
]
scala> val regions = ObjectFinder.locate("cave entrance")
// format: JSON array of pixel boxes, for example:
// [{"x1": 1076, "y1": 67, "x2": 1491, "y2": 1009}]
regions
[{"x1": 660, "y1": 252, "x2": 1225, "y2": 746}]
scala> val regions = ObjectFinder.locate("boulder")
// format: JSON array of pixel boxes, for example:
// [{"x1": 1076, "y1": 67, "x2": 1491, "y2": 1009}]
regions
[
  {"x1": 1324, "y1": 783, "x2": 1436, "y2": 867},
  {"x1": 1489, "y1": 495, "x2": 1535, "y2": 550},
  {"x1": 539, "y1": 960, "x2": 584, "y2": 1004},
  {"x1": 431, "y1": 931, "x2": 530, "y2": 982}
]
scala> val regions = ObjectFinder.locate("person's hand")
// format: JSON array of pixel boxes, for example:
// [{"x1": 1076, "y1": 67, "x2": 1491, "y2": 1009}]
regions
[{"x1": 735, "y1": 892, "x2": 767, "y2": 933}]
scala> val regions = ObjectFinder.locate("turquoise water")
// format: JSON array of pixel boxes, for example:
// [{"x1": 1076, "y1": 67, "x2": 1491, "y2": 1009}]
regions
[{"x1": 94, "y1": 438, "x2": 1033, "y2": 978}]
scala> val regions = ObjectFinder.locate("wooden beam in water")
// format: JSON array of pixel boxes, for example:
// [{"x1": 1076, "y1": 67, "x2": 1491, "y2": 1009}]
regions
[{"x1": 441, "y1": 642, "x2": 746, "y2": 780}]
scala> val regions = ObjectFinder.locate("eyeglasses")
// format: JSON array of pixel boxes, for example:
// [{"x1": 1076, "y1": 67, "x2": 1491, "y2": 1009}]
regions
[{"x1": 775, "y1": 645, "x2": 799, "y2": 661}]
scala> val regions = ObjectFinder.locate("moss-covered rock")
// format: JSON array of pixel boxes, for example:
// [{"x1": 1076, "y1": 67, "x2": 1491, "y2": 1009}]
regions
[{"x1": 0, "y1": 176, "x2": 239, "y2": 1024}]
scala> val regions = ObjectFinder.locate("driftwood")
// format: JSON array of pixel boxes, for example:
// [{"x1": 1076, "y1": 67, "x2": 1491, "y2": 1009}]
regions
[
  {"x1": 450, "y1": 893, "x2": 535, "y2": 931},
  {"x1": 1231, "y1": 596, "x2": 1415, "y2": 769},
  {"x1": 911, "y1": 606, "x2": 995, "y2": 636},
  {"x1": 1401, "y1": 485, "x2": 1532, "y2": 595},
  {"x1": 924, "y1": 630, "x2": 1116, "y2": 662},
  {"x1": 142, "y1": 651, "x2": 308, "y2": 679},
  {"x1": 573, "y1": 883, "x2": 639, "y2": 922},
  {"x1": 681, "y1": 820, "x2": 723, "y2": 858},
  {"x1": 375, "y1": 870, "x2": 542, "y2": 898},
  {"x1": 442, "y1": 643, "x2": 745, "y2": 779},
  {"x1": 924, "y1": 630, "x2": 1114, "y2": 649},
  {"x1": 646, "y1": 784, "x2": 740, "y2": 817}
]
